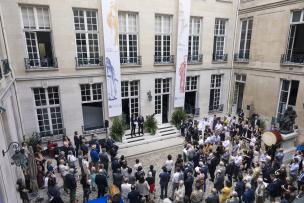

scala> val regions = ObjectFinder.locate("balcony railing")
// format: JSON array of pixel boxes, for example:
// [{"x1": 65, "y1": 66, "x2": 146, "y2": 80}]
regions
[
  {"x1": 25, "y1": 57, "x2": 58, "y2": 69},
  {"x1": 187, "y1": 54, "x2": 203, "y2": 64},
  {"x1": 82, "y1": 125, "x2": 107, "y2": 135},
  {"x1": 281, "y1": 54, "x2": 304, "y2": 65},
  {"x1": 212, "y1": 53, "x2": 228, "y2": 63},
  {"x1": 120, "y1": 56, "x2": 142, "y2": 66},
  {"x1": 154, "y1": 55, "x2": 175, "y2": 65},
  {"x1": 75, "y1": 57, "x2": 103, "y2": 67},
  {"x1": 234, "y1": 53, "x2": 249, "y2": 63}
]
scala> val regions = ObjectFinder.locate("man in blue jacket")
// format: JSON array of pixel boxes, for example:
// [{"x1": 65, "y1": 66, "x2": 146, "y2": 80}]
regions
[
  {"x1": 90, "y1": 144, "x2": 99, "y2": 167},
  {"x1": 242, "y1": 183, "x2": 255, "y2": 203},
  {"x1": 159, "y1": 166, "x2": 170, "y2": 199}
]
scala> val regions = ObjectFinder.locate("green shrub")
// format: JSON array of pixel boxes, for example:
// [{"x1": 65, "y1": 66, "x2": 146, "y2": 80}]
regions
[
  {"x1": 26, "y1": 133, "x2": 41, "y2": 153},
  {"x1": 171, "y1": 108, "x2": 187, "y2": 129},
  {"x1": 110, "y1": 117, "x2": 126, "y2": 142},
  {"x1": 144, "y1": 114, "x2": 158, "y2": 135}
]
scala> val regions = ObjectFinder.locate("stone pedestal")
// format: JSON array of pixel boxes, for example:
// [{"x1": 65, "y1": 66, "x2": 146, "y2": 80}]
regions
[{"x1": 281, "y1": 131, "x2": 298, "y2": 161}]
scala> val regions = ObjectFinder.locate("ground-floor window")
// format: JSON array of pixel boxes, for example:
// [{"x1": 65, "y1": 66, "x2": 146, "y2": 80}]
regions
[
  {"x1": 233, "y1": 74, "x2": 246, "y2": 113},
  {"x1": 80, "y1": 83, "x2": 104, "y2": 131},
  {"x1": 277, "y1": 79, "x2": 299, "y2": 121},
  {"x1": 185, "y1": 76, "x2": 198, "y2": 114},
  {"x1": 209, "y1": 74, "x2": 223, "y2": 112},
  {"x1": 121, "y1": 80, "x2": 140, "y2": 128},
  {"x1": 33, "y1": 86, "x2": 64, "y2": 137},
  {"x1": 155, "y1": 78, "x2": 170, "y2": 123}
]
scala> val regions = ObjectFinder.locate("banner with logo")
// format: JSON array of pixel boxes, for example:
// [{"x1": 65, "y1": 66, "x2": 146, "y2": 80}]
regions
[
  {"x1": 174, "y1": 0, "x2": 191, "y2": 107},
  {"x1": 101, "y1": 0, "x2": 122, "y2": 117}
]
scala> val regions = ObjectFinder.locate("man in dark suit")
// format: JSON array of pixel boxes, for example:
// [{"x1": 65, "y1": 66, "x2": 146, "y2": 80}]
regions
[
  {"x1": 130, "y1": 114, "x2": 137, "y2": 137},
  {"x1": 205, "y1": 188, "x2": 219, "y2": 203},
  {"x1": 137, "y1": 115, "x2": 144, "y2": 136},
  {"x1": 95, "y1": 169, "x2": 108, "y2": 198},
  {"x1": 73, "y1": 131, "x2": 80, "y2": 157},
  {"x1": 128, "y1": 185, "x2": 140, "y2": 203},
  {"x1": 159, "y1": 167, "x2": 170, "y2": 199}
]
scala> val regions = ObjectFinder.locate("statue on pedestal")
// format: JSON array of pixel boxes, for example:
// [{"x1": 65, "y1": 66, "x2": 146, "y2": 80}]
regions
[{"x1": 279, "y1": 106, "x2": 297, "y2": 134}]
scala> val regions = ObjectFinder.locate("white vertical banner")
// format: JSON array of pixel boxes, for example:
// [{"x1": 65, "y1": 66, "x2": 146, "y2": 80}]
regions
[
  {"x1": 174, "y1": 0, "x2": 191, "y2": 107},
  {"x1": 101, "y1": 0, "x2": 122, "y2": 117}
]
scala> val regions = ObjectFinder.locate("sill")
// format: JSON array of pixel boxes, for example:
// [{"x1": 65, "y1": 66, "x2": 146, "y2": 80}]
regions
[
  {"x1": 280, "y1": 63, "x2": 304, "y2": 67},
  {"x1": 25, "y1": 67, "x2": 58, "y2": 72},
  {"x1": 154, "y1": 63, "x2": 174, "y2": 66},
  {"x1": 188, "y1": 61, "x2": 203, "y2": 65},
  {"x1": 234, "y1": 60, "x2": 249, "y2": 64},
  {"x1": 208, "y1": 110, "x2": 224, "y2": 114},
  {"x1": 216, "y1": 0, "x2": 233, "y2": 3},
  {"x1": 121, "y1": 63, "x2": 142, "y2": 68},
  {"x1": 76, "y1": 66, "x2": 103, "y2": 70},
  {"x1": 212, "y1": 60, "x2": 228, "y2": 64}
]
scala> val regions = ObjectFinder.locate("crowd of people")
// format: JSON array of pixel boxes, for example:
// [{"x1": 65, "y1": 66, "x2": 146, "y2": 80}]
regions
[{"x1": 17, "y1": 111, "x2": 304, "y2": 203}]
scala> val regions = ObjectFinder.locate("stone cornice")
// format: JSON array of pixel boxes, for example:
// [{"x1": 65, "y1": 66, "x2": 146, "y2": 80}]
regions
[
  {"x1": 239, "y1": 0, "x2": 304, "y2": 14},
  {"x1": 15, "y1": 66, "x2": 232, "y2": 81},
  {"x1": 233, "y1": 66, "x2": 304, "y2": 76}
]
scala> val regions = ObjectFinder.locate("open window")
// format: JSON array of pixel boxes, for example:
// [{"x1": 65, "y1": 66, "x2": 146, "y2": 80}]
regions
[{"x1": 282, "y1": 10, "x2": 304, "y2": 64}]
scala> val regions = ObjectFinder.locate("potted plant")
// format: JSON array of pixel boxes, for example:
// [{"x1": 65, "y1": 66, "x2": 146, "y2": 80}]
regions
[
  {"x1": 110, "y1": 117, "x2": 126, "y2": 142},
  {"x1": 171, "y1": 108, "x2": 187, "y2": 129},
  {"x1": 144, "y1": 114, "x2": 158, "y2": 135}
]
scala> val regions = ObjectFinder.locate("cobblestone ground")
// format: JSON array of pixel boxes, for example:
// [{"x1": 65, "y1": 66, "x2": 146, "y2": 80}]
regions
[{"x1": 38, "y1": 145, "x2": 272, "y2": 203}]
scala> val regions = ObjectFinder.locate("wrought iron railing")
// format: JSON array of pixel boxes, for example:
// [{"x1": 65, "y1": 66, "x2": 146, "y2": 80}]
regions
[
  {"x1": 187, "y1": 54, "x2": 203, "y2": 64},
  {"x1": 281, "y1": 54, "x2": 304, "y2": 65},
  {"x1": 120, "y1": 56, "x2": 142, "y2": 65},
  {"x1": 154, "y1": 55, "x2": 175, "y2": 64},
  {"x1": 234, "y1": 53, "x2": 249, "y2": 63},
  {"x1": 212, "y1": 53, "x2": 228, "y2": 62},
  {"x1": 75, "y1": 57, "x2": 103, "y2": 67},
  {"x1": 25, "y1": 57, "x2": 58, "y2": 69}
]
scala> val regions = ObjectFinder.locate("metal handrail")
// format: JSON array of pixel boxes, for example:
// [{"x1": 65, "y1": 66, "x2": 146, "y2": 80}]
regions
[
  {"x1": 24, "y1": 57, "x2": 58, "y2": 69},
  {"x1": 75, "y1": 57, "x2": 103, "y2": 67},
  {"x1": 187, "y1": 54, "x2": 203, "y2": 64},
  {"x1": 154, "y1": 55, "x2": 175, "y2": 64},
  {"x1": 120, "y1": 56, "x2": 142, "y2": 65}
]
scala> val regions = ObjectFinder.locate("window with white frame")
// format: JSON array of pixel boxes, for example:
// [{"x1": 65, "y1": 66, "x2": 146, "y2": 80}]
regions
[
  {"x1": 119, "y1": 12, "x2": 139, "y2": 65},
  {"x1": 80, "y1": 83, "x2": 102, "y2": 102},
  {"x1": 80, "y1": 83, "x2": 104, "y2": 130},
  {"x1": 21, "y1": 6, "x2": 55, "y2": 68},
  {"x1": 209, "y1": 75, "x2": 222, "y2": 111},
  {"x1": 155, "y1": 78, "x2": 170, "y2": 114},
  {"x1": 213, "y1": 18, "x2": 228, "y2": 61},
  {"x1": 186, "y1": 76, "x2": 198, "y2": 92},
  {"x1": 277, "y1": 80, "x2": 299, "y2": 121},
  {"x1": 33, "y1": 87, "x2": 64, "y2": 136},
  {"x1": 155, "y1": 15, "x2": 172, "y2": 63},
  {"x1": 121, "y1": 81, "x2": 140, "y2": 118},
  {"x1": 188, "y1": 17, "x2": 202, "y2": 62},
  {"x1": 238, "y1": 18, "x2": 253, "y2": 60},
  {"x1": 73, "y1": 9, "x2": 100, "y2": 66},
  {"x1": 284, "y1": 10, "x2": 304, "y2": 64}
]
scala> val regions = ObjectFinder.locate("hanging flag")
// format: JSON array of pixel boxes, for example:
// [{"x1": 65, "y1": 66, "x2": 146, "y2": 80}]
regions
[
  {"x1": 101, "y1": 0, "x2": 122, "y2": 117},
  {"x1": 174, "y1": 0, "x2": 191, "y2": 108}
]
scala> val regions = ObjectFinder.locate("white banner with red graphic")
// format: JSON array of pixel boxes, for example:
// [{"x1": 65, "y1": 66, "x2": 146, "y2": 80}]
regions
[{"x1": 174, "y1": 0, "x2": 191, "y2": 107}]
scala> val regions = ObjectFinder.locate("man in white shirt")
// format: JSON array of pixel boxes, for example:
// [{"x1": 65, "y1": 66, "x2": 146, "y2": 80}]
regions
[
  {"x1": 121, "y1": 178, "x2": 131, "y2": 203},
  {"x1": 171, "y1": 168, "x2": 182, "y2": 199}
]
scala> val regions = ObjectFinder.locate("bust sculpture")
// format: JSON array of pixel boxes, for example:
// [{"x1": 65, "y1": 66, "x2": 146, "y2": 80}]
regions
[{"x1": 279, "y1": 106, "x2": 297, "y2": 134}]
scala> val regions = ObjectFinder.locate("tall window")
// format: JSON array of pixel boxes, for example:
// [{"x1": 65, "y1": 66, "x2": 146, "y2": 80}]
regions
[
  {"x1": 238, "y1": 18, "x2": 253, "y2": 60},
  {"x1": 209, "y1": 75, "x2": 222, "y2": 111},
  {"x1": 155, "y1": 78, "x2": 170, "y2": 114},
  {"x1": 213, "y1": 19, "x2": 228, "y2": 61},
  {"x1": 277, "y1": 80, "x2": 299, "y2": 121},
  {"x1": 155, "y1": 15, "x2": 172, "y2": 64},
  {"x1": 283, "y1": 10, "x2": 304, "y2": 64},
  {"x1": 119, "y1": 12, "x2": 139, "y2": 65},
  {"x1": 33, "y1": 87, "x2": 64, "y2": 137},
  {"x1": 121, "y1": 81, "x2": 140, "y2": 117},
  {"x1": 73, "y1": 9, "x2": 100, "y2": 66},
  {"x1": 21, "y1": 6, "x2": 56, "y2": 68},
  {"x1": 80, "y1": 83, "x2": 104, "y2": 131},
  {"x1": 188, "y1": 17, "x2": 202, "y2": 63}
]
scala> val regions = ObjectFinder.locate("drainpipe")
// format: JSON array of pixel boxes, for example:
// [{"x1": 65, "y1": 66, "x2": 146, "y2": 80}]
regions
[
  {"x1": 0, "y1": 6, "x2": 25, "y2": 139},
  {"x1": 227, "y1": 0, "x2": 241, "y2": 115}
]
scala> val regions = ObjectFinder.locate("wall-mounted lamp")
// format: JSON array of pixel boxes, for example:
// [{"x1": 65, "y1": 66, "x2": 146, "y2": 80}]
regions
[
  {"x1": 2, "y1": 142, "x2": 27, "y2": 168},
  {"x1": 0, "y1": 106, "x2": 6, "y2": 113},
  {"x1": 147, "y1": 91, "x2": 152, "y2": 102}
]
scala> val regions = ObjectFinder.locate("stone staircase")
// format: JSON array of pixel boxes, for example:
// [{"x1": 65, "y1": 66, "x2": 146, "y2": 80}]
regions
[{"x1": 117, "y1": 123, "x2": 181, "y2": 149}]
